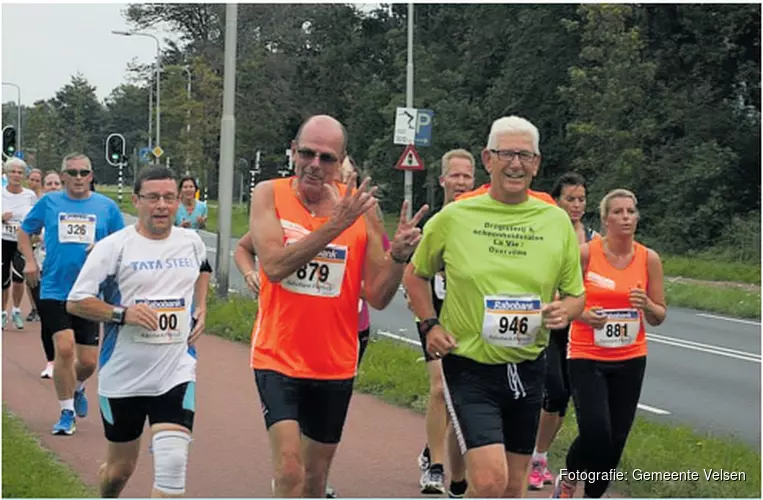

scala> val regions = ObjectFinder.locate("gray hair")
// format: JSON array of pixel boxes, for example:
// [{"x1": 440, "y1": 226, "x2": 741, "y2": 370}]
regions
[
  {"x1": 4, "y1": 157, "x2": 27, "y2": 174},
  {"x1": 486, "y1": 116, "x2": 540, "y2": 154},
  {"x1": 441, "y1": 149, "x2": 476, "y2": 176},
  {"x1": 60, "y1": 153, "x2": 92, "y2": 171}
]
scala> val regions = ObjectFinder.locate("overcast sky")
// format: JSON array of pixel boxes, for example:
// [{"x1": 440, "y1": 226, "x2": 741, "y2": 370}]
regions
[{"x1": 2, "y1": 3, "x2": 175, "y2": 105}]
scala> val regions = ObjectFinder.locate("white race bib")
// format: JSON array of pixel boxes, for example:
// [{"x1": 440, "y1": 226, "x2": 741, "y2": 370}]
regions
[
  {"x1": 481, "y1": 295, "x2": 543, "y2": 347},
  {"x1": 434, "y1": 274, "x2": 446, "y2": 300},
  {"x1": 2, "y1": 221, "x2": 20, "y2": 240},
  {"x1": 282, "y1": 243, "x2": 347, "y2": 298},
  {"x1": 133, "y1": 298, "x2": 190, "y2": 344},
  {"x1": 58, "y1": 213, "x2": 96, "y2": 244},
  {"x1": 593, "y1": 309, "x2": 640, "y2": 348}
]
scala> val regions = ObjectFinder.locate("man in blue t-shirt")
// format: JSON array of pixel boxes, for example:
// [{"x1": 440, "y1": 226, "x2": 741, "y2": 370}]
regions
[{"x1": 18, "y1": 153, "x2": 125, "y2": 436}]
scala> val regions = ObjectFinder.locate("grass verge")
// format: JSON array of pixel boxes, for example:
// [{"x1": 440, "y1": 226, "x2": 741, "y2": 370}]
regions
[
  {"x1": 206, "y1": 293, "x2": 761, "y2": 498},
  {"x1": 662, "y1": 255, "x2": 760, "y2": 285},
  {"x1": 665, "y1": 281, "x2": 760, "y2": 319},
  {"x1": 2, "y1": 407, "x2": 96, "y2": 498}
]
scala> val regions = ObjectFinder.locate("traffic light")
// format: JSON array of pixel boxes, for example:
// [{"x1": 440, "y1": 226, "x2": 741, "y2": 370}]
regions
[
  {"x1": 105, "y1": 133, "x2": 126, "y2": 166},
  {"x1": 2, "y1": 126, "x2": 17, "y2": 159}
]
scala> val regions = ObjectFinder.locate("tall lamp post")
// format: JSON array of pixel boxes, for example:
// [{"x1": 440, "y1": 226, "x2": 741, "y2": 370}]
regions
[{"x1": 112, "y1": 30, "x2": 161, "y2": 162}]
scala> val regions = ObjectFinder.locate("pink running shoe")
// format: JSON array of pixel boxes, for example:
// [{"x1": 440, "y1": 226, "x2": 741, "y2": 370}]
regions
[{"x1": 528, "y1": 460, "x2": 545, "y2": 490}]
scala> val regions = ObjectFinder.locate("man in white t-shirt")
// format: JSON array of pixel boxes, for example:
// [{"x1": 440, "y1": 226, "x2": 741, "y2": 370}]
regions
[
  {"x1": 2, "y1": 158, "x2": 38, "y2": 329},
  {"x1": 66, "y1": 166, "x2": 212, "y2": 498}
]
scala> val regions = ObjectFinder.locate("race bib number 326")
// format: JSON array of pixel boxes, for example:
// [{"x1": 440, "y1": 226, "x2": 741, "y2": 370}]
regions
[
  {"x1": 58, "y1": 213, "x2": 96, "y2": 244},
  {"x1": 481, "y1": 296, "x2": 543, "y2": 347},
  {"x1": 133, "y1": 298, "x2": 189, "y2": 344},
  {"x1": 282, "y1": 243, "x2": 348, "y2": 298}
]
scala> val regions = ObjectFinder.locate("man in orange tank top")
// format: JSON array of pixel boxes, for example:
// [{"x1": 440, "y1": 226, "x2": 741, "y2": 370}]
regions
[{"x1": 248, "y1": 115, "x2": 428, "y2": 498}]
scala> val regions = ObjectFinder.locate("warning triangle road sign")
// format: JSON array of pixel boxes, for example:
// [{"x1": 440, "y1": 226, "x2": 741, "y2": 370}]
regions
[{"x1": 395, "y1": 144, "x2": 424, "y2": 171}]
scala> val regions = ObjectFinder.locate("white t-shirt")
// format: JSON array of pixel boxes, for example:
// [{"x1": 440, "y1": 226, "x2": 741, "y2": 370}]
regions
[
  {"x1": 2, "y1": 187, "x2": 38, "y2": 242},
  {"x1": 68, "y1": 225, "x2": 209, "y2": 398}
]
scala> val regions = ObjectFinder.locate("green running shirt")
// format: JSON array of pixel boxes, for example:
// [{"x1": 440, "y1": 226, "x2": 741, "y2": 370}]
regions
[{"x1": 410, "y1": 193, "x2": 585, "y2": 364}]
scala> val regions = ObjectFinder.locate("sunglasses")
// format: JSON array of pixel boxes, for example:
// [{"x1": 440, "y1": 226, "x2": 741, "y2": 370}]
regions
[
  {"x1": 297, "y1": 148, "x2": 338, "y2": 164},
  {"x1": 64, "y1": 169, "x2": 92, "y2": 178}
]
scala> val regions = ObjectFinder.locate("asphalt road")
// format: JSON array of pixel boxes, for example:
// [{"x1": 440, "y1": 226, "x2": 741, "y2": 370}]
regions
[{"x1": 124, "y1": 215, "x2": 761, "y2": 448}]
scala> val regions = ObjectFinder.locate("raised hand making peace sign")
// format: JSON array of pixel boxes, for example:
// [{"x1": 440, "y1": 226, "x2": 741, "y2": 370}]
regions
[{"x1": 389, "y1": 199, "x2": 429, "y2": 262}]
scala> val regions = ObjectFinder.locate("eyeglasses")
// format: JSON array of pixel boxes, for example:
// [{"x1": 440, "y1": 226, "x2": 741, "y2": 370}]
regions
[
  {"x1": 490, "y1": 149, "x2": 537, "y2": 165},
  {"x1": 139, "y1": 193, "x2": 178, "y2": 203},
  {"x1": 297, "y1": 148, "x2": 338, "y2": 164},
  {"x1": 64, "y1": 169, "x2": 92, "y2": 178}
]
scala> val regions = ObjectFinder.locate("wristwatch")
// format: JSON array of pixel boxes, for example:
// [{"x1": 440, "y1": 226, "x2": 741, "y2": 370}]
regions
[
  {"x1": 418, "y1": 317, "x2": 440, "y2": 337},
  {"x1": 111, "y1": 306, "x2": 126, "y2": 325}
]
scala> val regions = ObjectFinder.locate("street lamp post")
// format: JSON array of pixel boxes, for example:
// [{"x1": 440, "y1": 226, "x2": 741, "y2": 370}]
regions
[
  {"x1": 112, "y1": 30, "x2": 161, "y2": 162},
  {"x1": 2, "y1": 82, "x2": 22, "y2": 153}
]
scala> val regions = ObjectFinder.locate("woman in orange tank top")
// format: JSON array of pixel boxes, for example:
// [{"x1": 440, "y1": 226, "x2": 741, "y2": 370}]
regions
[{"x1": 553, "y1": 189, "x2": 667, "y2": 499}]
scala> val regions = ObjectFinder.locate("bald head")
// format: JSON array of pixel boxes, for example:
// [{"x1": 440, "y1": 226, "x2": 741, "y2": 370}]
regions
[{"x1": 294, "y1": 115, "x2": 348, "y2": 154}]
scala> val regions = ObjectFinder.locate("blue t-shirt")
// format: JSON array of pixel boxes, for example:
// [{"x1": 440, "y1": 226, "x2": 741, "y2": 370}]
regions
[
  {"x1": 21, "y1": 191, "x2": 125, "y2": 300},
  {"x1": 175, "y1": 200, "x2": 208, "y2": 230}
]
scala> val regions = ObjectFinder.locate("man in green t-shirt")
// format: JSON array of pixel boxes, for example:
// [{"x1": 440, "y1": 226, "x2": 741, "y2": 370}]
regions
[{"x1": 404, "y1": 115, "x2": 586, "y2": 498}]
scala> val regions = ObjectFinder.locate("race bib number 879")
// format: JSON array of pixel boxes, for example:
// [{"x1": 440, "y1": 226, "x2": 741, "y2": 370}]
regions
[{"x1": 282, "y1": 243, "x2": 347, "y2": 298}]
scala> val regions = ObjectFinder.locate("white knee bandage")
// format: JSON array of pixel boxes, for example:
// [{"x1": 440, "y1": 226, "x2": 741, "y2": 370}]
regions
[{"x1": 151, "y1": 430, "x2": 192, "y2": 495}]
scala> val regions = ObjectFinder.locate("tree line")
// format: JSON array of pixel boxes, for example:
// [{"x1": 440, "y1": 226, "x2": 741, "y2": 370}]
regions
[{"x1": 2, "y1": 3, "x2": 760, "y2": 260}]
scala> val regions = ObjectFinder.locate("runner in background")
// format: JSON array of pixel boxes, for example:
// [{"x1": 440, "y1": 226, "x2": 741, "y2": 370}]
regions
[
  {"x1": 18, "y1": 153, "x2": 125, "y2": 436},
  {"x1": 528, "y1": 172, "x2": 597, "y2": 490},
  {"x1": 408, "y1": 149, "x2": 474, "y2": 497},
  {"x1": 35, "y1": 170, "x2": 64, "y2": 379},
  {"x1": 25, "y1": 168, "x2": 43, "y2": 322},
  {"x1": 2, "y1": 158, "x2": 37, "y2": 330},
  {"x1": 176, "y1": 176, "x2": 208, "y2": 230},
  {"x1": 553, "y1": 189, "x2": 666, "y2": 499}
]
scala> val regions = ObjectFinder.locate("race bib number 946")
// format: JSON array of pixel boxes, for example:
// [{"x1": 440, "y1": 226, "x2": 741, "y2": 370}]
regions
[
  {"x1": 481, "y1": 296, "x2": 543, "y2": 347},
  {"x1": 594, "y1": 309, "x2": 640, "y2": 348},
  {"x1": 58, "y1": 213, "x2": 96, "y2": 244},
  {"x1": 134, "y1": 298, "x2": 189, "y2": 344},
  {"x1": 282, "y1": 243, "x2": 347, "y2": 298}
]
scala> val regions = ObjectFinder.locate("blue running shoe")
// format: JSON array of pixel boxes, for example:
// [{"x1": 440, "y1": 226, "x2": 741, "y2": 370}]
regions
[
  {"x1": 73, "y1": 389, "x2": 88, "y2": 418},
  {"x1": 52, "y1": 410, "x2": 76, "y2": 436}
]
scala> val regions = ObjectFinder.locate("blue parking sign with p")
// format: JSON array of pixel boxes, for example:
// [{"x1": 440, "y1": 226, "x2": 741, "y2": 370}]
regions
[{"x1": 415, "y1": 109, "x2": 434, "y2": 147}]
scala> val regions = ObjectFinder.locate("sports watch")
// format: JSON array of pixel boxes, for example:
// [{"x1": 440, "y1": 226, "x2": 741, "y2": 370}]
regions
[
  {"x1": 418, "y1": 317, "x2": 440, "y2": 337},
  {"x1": 111, "y1": 306, "x2": 127, "y2": 325}
]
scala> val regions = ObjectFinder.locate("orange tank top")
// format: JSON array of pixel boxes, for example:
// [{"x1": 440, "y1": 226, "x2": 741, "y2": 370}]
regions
[
  {"x1": 568, "y1": 238, "x2": 649, "y2": 361},
  {"x1": 456, "y1": 184, "x2": 557, "y2": 205},
  {"x1": 250, "y1": 178, "x2": 368, "y2": 380}
]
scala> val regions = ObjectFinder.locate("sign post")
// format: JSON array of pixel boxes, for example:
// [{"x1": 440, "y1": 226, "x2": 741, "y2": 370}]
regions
[{"x1": 395, "y1": 144, "x2": 424, "y2": 171}]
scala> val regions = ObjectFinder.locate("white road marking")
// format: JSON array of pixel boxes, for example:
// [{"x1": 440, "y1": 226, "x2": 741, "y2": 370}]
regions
[
  {"x1": 696, "y1": 313, "x2": 760, "y2": 326},
  {"x1": 647, "y1": 333, "x2": 760, "y2": 363},
  {"x1": 637, "y1": 403, "x2": 671, "y2": 415}
]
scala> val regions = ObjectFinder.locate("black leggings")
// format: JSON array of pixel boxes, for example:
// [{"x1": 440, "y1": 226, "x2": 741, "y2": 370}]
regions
[
  {"x1": 565, "y1": 356, "x2": 646, "y2": 498},
  {"x1": 28, "y1": 281, "x2": 54, "y2": 362},
  {"x1": 543, "y1": 327, "x2": 571, "y2": 416}
]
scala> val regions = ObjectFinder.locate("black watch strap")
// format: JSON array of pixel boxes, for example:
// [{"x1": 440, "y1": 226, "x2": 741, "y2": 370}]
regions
[{"x1": 418, "y1": 317, "x2": 440, "y2": 336}]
